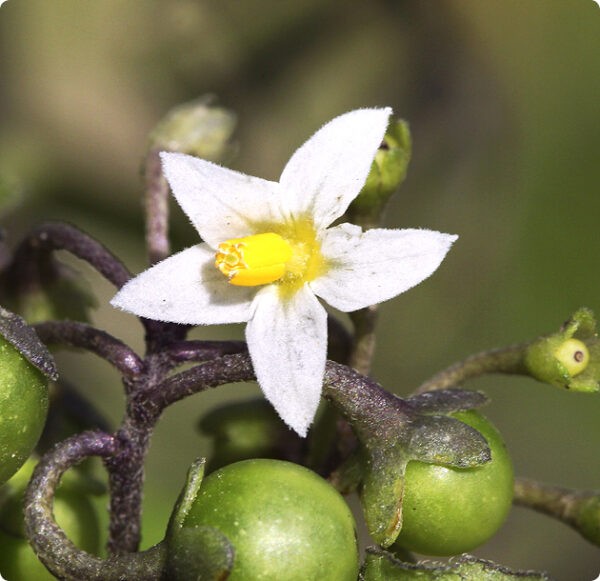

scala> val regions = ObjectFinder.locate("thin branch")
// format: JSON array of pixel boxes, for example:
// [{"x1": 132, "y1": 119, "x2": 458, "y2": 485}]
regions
[
  {"x1": 414, "y1": 343, "x2": 529, "y2": 394},
  {"x1": 165, "y1": 339, "x2": 247, "y2": 364},
  {"x1": 34, "y1": 320, "x2": 144, "y2": 377},
  {"x1": 24, "y1": 431, "x2": 167, "y2": 581},
  {"x1": 348, "y1": 306, "x2": 379, "y2": 375},
  {"x1": 144, "y1": 149, "x2": 171, "y2": 266},
  {"x1": 12, "y1": 221, "x2": 132, "y2": 290}
]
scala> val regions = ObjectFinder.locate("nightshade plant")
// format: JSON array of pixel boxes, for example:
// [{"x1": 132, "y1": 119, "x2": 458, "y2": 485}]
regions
[{"x1": 0, "y1": 99, "x2": 598, "y2": 580}]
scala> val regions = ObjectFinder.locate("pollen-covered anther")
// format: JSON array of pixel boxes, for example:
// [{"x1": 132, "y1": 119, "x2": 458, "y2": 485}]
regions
[{"x1": 215, "y1": 232, "x2": 293, "y2": 287}]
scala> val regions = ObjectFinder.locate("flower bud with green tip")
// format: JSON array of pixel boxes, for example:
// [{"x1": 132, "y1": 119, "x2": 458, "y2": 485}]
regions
[
  {"x1": 524, "y1": 307, "x2": 600, "y2": 392},
  {"x1": 347, "y1": 118, "x2": 411, "y2": 228},
  {"x1": 0, "y1": 308, "x2": 56, "y2": 485},
  {"x1": 148, "y1": 96, "x2": 237, "y2": 162}
]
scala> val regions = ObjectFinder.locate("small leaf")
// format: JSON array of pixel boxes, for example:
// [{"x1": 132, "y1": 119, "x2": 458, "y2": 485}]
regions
[
  {"x1": 408, "y1": 415, "x2": 491, "y2": 468},
  {"x1": 407, "y1": 389, "x2": 488, "y2": 415},
  {"x1": 167, "y1": 525, "x2": 234, "y2": 581}
]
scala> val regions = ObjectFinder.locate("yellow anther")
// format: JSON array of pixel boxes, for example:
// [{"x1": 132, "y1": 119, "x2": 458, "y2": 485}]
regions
[
  {"x1": 554, "y1": 338, "x2": 590, "y2": 377},
  {"x1": 215, "y1": 232, "x2": 293, "y2": 287}
]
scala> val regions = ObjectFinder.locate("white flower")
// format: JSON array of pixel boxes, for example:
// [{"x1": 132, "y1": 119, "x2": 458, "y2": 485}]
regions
[{"x1": 111, "y1": 108, "x2": 457, "y2": 436}]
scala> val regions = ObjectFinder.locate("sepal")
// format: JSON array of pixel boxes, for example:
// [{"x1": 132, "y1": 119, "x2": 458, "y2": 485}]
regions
[
  {"x1": 360, "y1": 547, "x2": 551, "y2": 580},
  {"x1": 165, "y1": 459, "x2": 234, "y2": 581},
  {"x1": 328, "y1": 387, "x2": 490, "y2": 547}
]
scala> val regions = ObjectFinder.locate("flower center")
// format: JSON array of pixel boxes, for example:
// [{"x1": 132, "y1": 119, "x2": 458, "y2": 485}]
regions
[{"x1": 214, "y1": 222, "x2": 324, "y2": 289}]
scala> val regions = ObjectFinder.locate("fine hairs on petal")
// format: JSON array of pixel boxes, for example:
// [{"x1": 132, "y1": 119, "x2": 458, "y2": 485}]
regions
[
  {"x1": 310, "y1": 227, "x2": 458, "y2": 313},
  {"x1": 110, "y1": 245, "x2": 255, "y2": 325},
  {"x1": 112, "y1": 107, "x2": 458, "y2": 436},
  {"x1": 279, "y1": 108, "x2": 392, "y2": 230},
  {"x1": 246, "y1": 285, "x2": 328, "y2": 437}
]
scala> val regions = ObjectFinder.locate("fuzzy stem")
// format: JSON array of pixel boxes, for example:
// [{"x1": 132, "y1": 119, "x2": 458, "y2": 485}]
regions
[
  {"x1": 348, "y1": 306, "x2": 379, "y2": 376},
  {"x1": 144, "y1": 148, "x2": 171, "y2": 266},
  {"x1": 33, "y1": 320, "x2": 144, "y2": 377},
  {"x1": 24, "y1": 431, "x2": 167, "y2": 580},
  {"x1": 414, "y1": 343, "x2": 529, "y2": 394},
  {"x1": 514, "y1": 477, "x2": 582, "y2": 524},
  {"x1": 166, "y1": 339, "x2": 247, "y2": 364},
  {"x1": 12, "y1": 222, "x2": 131, "y2": 290}
]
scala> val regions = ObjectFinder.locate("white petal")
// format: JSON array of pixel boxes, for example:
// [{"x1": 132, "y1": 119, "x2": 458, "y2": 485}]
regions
[
  {"x1": 111, "y1": 244, "x2": 255, "y2": 325},
  {"x1": 310, "y1": 224, "x2": 458, "y2": 312},
  {"x1": 160, "y1": 152, "x2": 284, "y2": 248},
  {"x1": 246, "y1": 285, "x2": 327, "y2": 437},
  {"x1": 279, "y1": 108, "x2": 391, "y2": 229}
]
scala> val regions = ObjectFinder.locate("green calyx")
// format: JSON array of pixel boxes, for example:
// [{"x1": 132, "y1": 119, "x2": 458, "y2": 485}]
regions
[
  {"x1": 524, "y1": 307, "x2": 600, "y2": 393},
  {"x1": 329, "y1": 388, "x2": 491, "y2": 548}
]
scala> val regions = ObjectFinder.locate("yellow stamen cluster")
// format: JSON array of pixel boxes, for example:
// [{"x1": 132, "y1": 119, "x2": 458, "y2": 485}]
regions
[{"x1": 214, "y1": 221, "x2": 324, "y2": 290}]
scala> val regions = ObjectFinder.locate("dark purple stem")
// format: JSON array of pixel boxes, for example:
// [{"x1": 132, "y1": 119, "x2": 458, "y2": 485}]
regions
[
  {"x1": 166, "y1": 339, "x2": 247, "y2": 364},
  {"x1": 33, "y1": 320, "x2": 144, "y2": 377},
  {"x1": 24, "y1": 431, "x2": 166, "y2": 580},
  {"x1": 140, "y1": 353, "x2": 408, "y2": 425},
  {"x1": 12, "y1": 221, "x2": 132, "y2": 290}
]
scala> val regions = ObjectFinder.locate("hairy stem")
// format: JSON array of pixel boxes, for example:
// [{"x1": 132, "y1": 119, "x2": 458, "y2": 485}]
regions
[
  {"x1": 348, "y1": 306, "x2": 379, "y2": 376},
  {"x1": 166, "y1": 339, "x2": 247, "y2": 364},
  {"x1": 514, "y1": 477, "x2": 582, "y2": 525},
  {"x1": 12, "y1": 222, "x2": 131, "y2": 290},
  {"x1": 144, "y1": 148, "x2": 171, "y2": 266},
  {"x1": 414, "y1": 343, "x2": 529, "y2": 394},
  {"x1": 34, "y1": 320, "x2": 144, "y2": 377},
  {"x1": 24, "y1": 431, "x2": 167, "y2": 581}
]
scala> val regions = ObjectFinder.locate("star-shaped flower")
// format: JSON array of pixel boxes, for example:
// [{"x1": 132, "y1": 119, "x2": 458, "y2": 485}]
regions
[{"x1": 111, "y1": 108, "x2": 457, "y2": 436}]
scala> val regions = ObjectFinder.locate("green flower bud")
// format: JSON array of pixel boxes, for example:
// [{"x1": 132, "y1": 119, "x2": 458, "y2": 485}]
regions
[
  {"x1": 524, "y1": 308, "x2": 600, "y2": 392},
  {"x1": 348, "y1": 118, "x2": 411, "y2": 228},
  {"x1": 148, "y1": 97, "x2": 236, "y2": 162}
]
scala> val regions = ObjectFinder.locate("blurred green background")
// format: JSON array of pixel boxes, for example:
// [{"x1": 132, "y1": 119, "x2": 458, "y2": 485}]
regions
[{"x1": 1, "y1": 1, "x2": 599, "y2": 579}]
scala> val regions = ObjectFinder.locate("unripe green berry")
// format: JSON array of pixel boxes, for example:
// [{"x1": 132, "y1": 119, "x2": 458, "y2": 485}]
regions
[{"x1": 0, "y1": 336, "x2": 48, "y2": 485}]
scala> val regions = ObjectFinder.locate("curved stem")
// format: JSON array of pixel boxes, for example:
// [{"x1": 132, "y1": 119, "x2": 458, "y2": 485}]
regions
[
  {"x1": 34, "y1": 320, "x2": 144, "y2": 377},
  {"x1": 12, "y1": 222, "x2": 132, "y2": 290},
  {"x1": 24, "y1": 431, "x2": 167, "y2": 581},
  {"x1": 149, "y1": 353, "x2": 408, "y2": 427},
  {"x1": 414, "y1": 343, "x2": 529, "y2": 394},
  {"x1": 166, "y1": 339, "x2": 247, "y2": 364}
]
